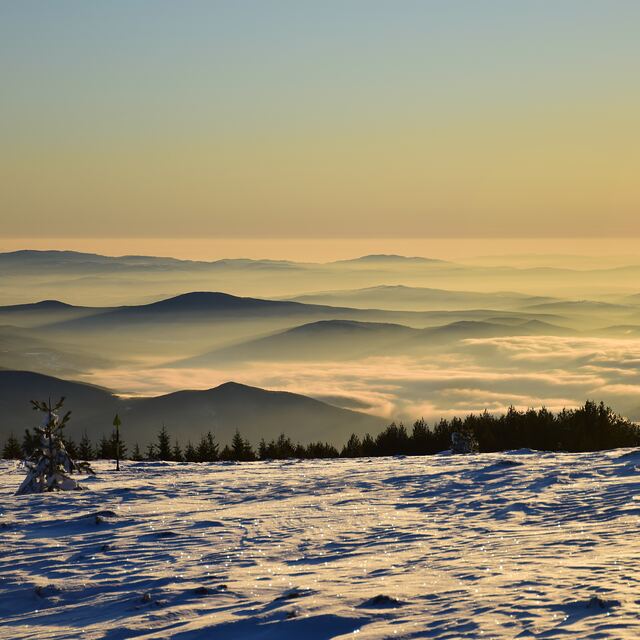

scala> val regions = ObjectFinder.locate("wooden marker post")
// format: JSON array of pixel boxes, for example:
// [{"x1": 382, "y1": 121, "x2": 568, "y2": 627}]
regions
[{"x1": 113, "y1": 414, "x2": 121, "y2": 471}]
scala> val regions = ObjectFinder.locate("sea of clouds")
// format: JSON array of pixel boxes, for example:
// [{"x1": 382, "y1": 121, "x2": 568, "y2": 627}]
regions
[{"x1": 84, "y1": 335, "x2": 640, "y2": 425}]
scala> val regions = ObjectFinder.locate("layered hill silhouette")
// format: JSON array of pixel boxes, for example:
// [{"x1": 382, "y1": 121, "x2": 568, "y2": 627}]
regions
[
  {"x1": 0, "y1": 325, "x2": 112, "y2": 375},
  {"x1": 0, "y1": 370, "x2": 385, "y2": 446},
  {"x1": 178, "y1": 320, "x2": 419, "y2": 364},
  {"x1": 176, "y1": 317, "x2": 575, "y2": 365},
  {"x1": 331, "y1": 254, "x2": 447, "y2": 265},
  {"x1": 0, "y1": 250, "x2": 445, "y2": 271},
  {"x1": 524, "y1": 300, "x2": 633, "y2": 314},
  {"x1": 5, "y1": 292, "x2": 567, "y2": 332},
  {"x1": 6, "y1": 250, "x2": 640, "y2": 309},
  {"x1": 0, "y1": 300, "x2": 100, "y2": 328},
  {"x1": 39, "y1": 292, "x2": 356, "y2": 331},
  {"x1": 0, "y1": 292, "x2": 578, "y2": 373},
  {"x1": 291, "y1": 284, "x2": 553, "y2": 311}
]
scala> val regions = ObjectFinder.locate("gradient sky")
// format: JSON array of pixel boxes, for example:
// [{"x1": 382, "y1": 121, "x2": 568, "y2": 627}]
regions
[{"x1": 1, "y1": 1, "x2": 639, "y2": 239}]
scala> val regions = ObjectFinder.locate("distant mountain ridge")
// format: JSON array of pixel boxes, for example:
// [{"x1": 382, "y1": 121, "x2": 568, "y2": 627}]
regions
[
  {"x1": 0, "y1": 299, "x2": 76, "y2": 311},
  {"x1": 0, "y1": 370, "x2": 386, "y2": 446},
  {"x1": 176, "y1": 316, "x2": 576, "y2": 366},
  {"x1": 290, "y1": 284, "x2": 554, "y2": 311},
  {"x1": 144, "y1": 291, "x2": 306, "y2": 312},
  {"x1": 0, "y1": 249, "x2": 447, "y2": 271},
  {"x1": 332, "y1": 254, "x2": 446, "y2": 265},
  {"x1": 0, "y1": 291, "x2": 567, "y2": 334},
  {"x1": 37, "y1": 292, "x2": 358, "y2": 332},
  {"x1": 177, "y1": 319, "x2": 419, "y2": 365}
]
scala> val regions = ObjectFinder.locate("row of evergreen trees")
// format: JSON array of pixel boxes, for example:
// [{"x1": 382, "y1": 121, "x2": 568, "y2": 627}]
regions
[
  {"x1": 3, "y1": 401, "x2": 640, "y2": 462},
  {"x1": 2, "y1": 428, "x2": 126, "y2": 462},
  {"x1": 341, "y1": 402, "x2": 640, "y2": 456}
]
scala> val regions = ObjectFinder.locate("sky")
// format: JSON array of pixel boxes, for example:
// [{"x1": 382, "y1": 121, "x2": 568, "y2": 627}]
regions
[{"x1": 1, "y1": 1, "x2": 639, "y2": 241}]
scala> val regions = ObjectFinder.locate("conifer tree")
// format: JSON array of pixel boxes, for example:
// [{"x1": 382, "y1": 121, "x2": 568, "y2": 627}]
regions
[
  {"x1": 184, "y1": 440, "x2": 197, "y2": 462},
  {"x1": 277, "y1": 433, "x2": 296, "y2": 458},
  {"x1": 361, "y1": 433, "x2": 376, "y2": 456},
  {"x1": 78, "y1": 430, "x2": 94, "y2": 461},
  {"x1": 131, "y1": 443, "x2": 143, "y2": 461},
  {"x1": 22, "y1": 429, "x2": 39, "y2": 456},
  {"x1": 196, "y1": 431, "x2": 219, "y2": 462},
  {"x1": 244, "y1": 437, "x2": 255, "y2": 461},
  {"x1": 341, "y1": 433, "x2": 362, "y2": 457},
  {"x1": 63, "y1": 435, "x2": 78, "y2": 460},
  {"x1": 171, "y1": 439, "x2": 183, "y2": 462},
  {"x1": 16, "y1": 397, "x2": 93, "y2": 495},
  {"x1": 306, "y1": 441, "x2": 339, "y2": 458},
  {"x1": 410, "y1": 418, "x2": 431, "y2": 454},
  {"x1": 157, "y1": 425, "x2": 172, "y2": 460},
  {"x1": 98, "y1": 434, "x2": 111, "y2": 459},
  {"x1": 231, "y1": 429, "x2": 254, "y2": 461},
  {"x1": 375, "y1": 422, "x2": 410, "y2": 456},
  {"x1": 145, "y1": 442, "x2": 158, "y2": 460},
  {"x1": 2, "y1": 433, "x2": 22, "y2": 459},
  {"x1": 205, "y1": 431, "x2": 219, "y2": 461}
]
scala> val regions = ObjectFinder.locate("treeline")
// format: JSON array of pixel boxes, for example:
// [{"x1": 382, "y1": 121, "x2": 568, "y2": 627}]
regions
[{"x1": 2, "y1": 401, "x2": 640, "y2": 462}]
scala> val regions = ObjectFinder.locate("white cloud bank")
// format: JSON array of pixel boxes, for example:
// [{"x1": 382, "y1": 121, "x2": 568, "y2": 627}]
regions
[{"x1": 82, "y1": 336, "x2": 640, "y2": 423}]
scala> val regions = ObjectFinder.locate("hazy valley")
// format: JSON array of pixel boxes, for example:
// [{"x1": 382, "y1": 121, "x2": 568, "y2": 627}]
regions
[{"x1": 3, "y1": 249, "x2": 640, "y2": 448}]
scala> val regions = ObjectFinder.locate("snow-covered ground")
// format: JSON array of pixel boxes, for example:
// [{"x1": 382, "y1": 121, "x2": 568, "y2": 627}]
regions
[{"x1": 1, "y1": 450, "x2": 639, "y2": 639}]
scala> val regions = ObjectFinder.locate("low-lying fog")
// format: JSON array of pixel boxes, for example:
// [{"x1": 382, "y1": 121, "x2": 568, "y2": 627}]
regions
[{"x1": 3, "y1": 247, "x2": 640, "y2": 429}]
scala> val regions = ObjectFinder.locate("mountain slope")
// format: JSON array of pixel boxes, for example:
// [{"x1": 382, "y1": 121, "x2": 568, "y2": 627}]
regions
[
  {"x1": 0, "y1": 327, "x2": 114, "y2": 375},
  {"x1": 126, "y1": 381, "x2": 385, "y2": 446},
  {"x1": 291, "y1": 285, "x2": 550, "y2": 311},
  {"x1": 176, "y1": 316, "x2": 576, "y2": 365},
  {"x1": 0, "y1": 371, "x2": 385, "y2": 446},
  {"x1": 0, "y1": 300, "x2": 102, "y2": 327},
  {"x1": 331, "y1": 254, "x2": 447, "y2": 265},
  {"x1": 39, "y1": 291, "x2": 569, "y2": 333},
  {"x1": 41, "y1": 292, "x2": 359, "y2": 331},
  {"x1": 177, "y1": 319, "x2": 420, "y2": 364}
]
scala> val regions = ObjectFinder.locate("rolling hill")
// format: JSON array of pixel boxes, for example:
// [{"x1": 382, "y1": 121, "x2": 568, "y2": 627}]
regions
[
  {"x1": 0, "y1": 300, "x2": 102, "y2": 328},
  {"x1": 39, "y1": 292, "x2": 356, "y2": 331},
  {"x1": 175, "y1": 317, "x2": 576, "y2": 365},
  {"x1": 177, "y1": 319, "x2": 420, "y2": 364},
  {"x1": 290, "y1": 284, "x2": 552, "y2": 311},
  {"x1": 33, "y1": 292, "x2": 569, "y2": 333},
  {"x1": 331, "y1": 254, "x2": 447, "y2": 266},
  {"x1": 0, "y1": 371, "x2": 386, "y2": 447}
]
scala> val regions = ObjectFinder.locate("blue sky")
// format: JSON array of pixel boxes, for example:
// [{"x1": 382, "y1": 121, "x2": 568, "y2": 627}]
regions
[{"x1": 1, "y1": 1, "x2": 639, "y2": 238}]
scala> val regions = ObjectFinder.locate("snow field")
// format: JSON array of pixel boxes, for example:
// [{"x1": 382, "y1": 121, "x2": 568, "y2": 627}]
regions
[{"x1": 1, "y1": 450, "x2": 640, "y2": 639}]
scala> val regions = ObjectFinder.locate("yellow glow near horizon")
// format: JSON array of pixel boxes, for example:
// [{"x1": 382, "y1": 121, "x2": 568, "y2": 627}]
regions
[{"x1": 2, "y1": 237, "x2": 640, "y2": 265}]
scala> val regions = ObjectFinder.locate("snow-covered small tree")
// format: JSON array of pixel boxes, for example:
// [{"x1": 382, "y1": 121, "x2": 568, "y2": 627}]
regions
[{"x1": 16, "y1": 397, "x2": 93, "y2": 495}]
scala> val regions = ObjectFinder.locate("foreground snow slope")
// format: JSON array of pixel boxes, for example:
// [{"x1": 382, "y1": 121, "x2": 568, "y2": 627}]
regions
[{"x1": 1, "y1": 450, "x2": 639, "y2": 639}]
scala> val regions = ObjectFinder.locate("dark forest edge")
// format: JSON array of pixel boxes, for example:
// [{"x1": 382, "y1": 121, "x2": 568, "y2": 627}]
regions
[{"x1": 2, "y1": 400, "x2": 640, "y2": 463}]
